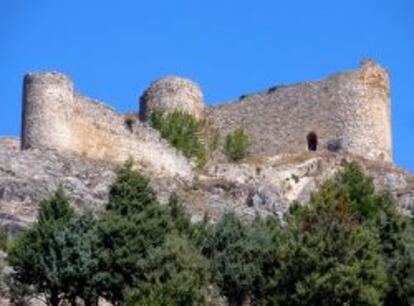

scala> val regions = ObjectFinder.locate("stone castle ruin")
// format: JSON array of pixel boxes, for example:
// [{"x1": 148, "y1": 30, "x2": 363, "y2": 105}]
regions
[{"x1": 21, "y1": 59, "x2": 392, "y2": 178}]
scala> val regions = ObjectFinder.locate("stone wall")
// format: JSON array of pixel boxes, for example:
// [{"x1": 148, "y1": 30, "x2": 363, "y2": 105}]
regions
[
  {"x1": 21, "y1": 60, "x2": 393, "y2": 175},
  {"x1": 206, "y1": 60, "x2": 392, "y2": 162},
  {"x1": 21, "y1": 73, "x2": 192, "y2": 179}
]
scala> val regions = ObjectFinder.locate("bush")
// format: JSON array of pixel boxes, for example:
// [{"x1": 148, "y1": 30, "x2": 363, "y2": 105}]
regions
[
  {"x1": 150, "y1": 109, "x2": 210, "y2": 168},
  {"x1": 224, "y1": 128, "x2": 250, "y2": 162}
]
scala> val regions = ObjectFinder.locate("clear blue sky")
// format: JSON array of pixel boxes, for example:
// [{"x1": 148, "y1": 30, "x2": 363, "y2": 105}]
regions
[{"x1": 1, "y1": 1, "x2": 413, "y2": 171}]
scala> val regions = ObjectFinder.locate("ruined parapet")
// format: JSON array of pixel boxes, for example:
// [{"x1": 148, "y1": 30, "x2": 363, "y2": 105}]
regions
[
  {"x1": 21, "y1": 72, "x2": 192, "y2": 179},
  {"x1": 71, "y1": 95, "x2": 192, "y2": 178},
  {"x1": 20, "y1": 60, "x2": 392, "y2": 173},
  {"x1": 140, "y1": 76, "x2": 204, "y2": 120},
  {"x1": 21, "y1": 72, "x2": 74, "y2": 151},
  {"x1": 207, "y1": 59, "x2": 392, "y2": 162}
]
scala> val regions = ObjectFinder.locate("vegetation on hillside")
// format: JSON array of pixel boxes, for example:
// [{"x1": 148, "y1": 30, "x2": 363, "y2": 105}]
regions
[
  {"x1": 4, "y1": 161, "x2": 414, "y2": 305},
  {"x1": 224, "y1": 128, "x2": 250, "y2": 162},
  {"x1": 150, "y1": 109, "x2": 253, "y2": 167},
  {"x1": 149, "y1": 109, "x2": 213, "y2": 168}
]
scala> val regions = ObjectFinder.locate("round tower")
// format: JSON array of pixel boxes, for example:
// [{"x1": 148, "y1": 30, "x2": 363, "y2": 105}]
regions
[
  {"x1": 139, "y1": 76, "x2": 204, "y2": 121},
  {"x1": 334, "y1": 59, "x2": 392, "y2": 162},
  {"x1": 21, "y1": 72, "x2": 74, "y2": 151}
]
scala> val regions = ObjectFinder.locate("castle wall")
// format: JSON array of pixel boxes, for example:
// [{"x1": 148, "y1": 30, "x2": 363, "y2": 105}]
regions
[
  {"x1": 21, "y1": 60, "x2": 392, "y2": 173},
  {"x1": 207, "y1": 60, "x2": 392, "y2": 162},
  {"x1": 72, "y1": 96, "x2": 192, "y2": 177},
  {"x1": 21, "y1": 73, "x2": 192, "y2": 178}
]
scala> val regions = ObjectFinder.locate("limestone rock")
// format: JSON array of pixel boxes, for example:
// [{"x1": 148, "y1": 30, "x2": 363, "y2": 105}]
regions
[{"x1": 0, "y1": 142, "x2": 412, "y2": 234}]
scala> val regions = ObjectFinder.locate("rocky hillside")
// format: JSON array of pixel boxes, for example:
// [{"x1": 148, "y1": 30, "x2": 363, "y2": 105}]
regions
[{"x1": 0, "y1": 137, "x2": 413, "y2": 235}]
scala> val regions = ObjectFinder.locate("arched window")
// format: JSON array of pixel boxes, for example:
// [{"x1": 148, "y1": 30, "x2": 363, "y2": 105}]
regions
[{"x1": 307, "y1": 132, "x2": 318, "y2": 151}]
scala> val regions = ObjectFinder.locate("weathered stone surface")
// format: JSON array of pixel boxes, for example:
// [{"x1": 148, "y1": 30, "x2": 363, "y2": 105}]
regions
[
  {"x1": 0, "y1": 143, "x2": 413, "y2": 306},
  {"x1": 0, "y1": 147, "x2": 114, "y2": 233},
  {"x1": 207, "y1": 60, "x2": 392, "y2": 162},
  {"x1": 140, "y1": 76, "x2": 204, "y2": 120},
  {"x1": 20, "y1": 60, "x2": 392, "y2": 184},
  {"x1": 0, "y1": 138, "x2": 412, "y2": 234},
  {"x1": 21, "y1": 72, "x2": 192, "y2": 179}
]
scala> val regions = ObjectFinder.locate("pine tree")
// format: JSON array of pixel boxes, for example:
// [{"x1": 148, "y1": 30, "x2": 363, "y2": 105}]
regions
[
  {"x1": 95, "y1": 163, "x2": 211, "y2": 305},
  {"x1": 8, "y1": 189, "x2": 76, "y2": 306},
  {"x1": 268, "y1": 180, "x2": 388, "y2": 306},
  {"x1": 203, "y1": 213, "x2": 275, "y2": 306}
]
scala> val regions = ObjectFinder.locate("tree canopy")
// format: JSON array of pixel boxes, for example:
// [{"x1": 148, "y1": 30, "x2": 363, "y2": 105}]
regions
[{"x1": 6, "y1": 162, "x2": 414, "y2": 305}]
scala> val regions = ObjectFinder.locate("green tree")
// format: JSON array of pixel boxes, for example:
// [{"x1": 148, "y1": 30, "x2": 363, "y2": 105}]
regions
[
  {"x1": 96, "y1": 163, "x2": 211, "y2": 305},
  {"x1": 96, "y1": 163, "x2": 173, "y2": 303},
  {"x1": 336, "y1": 161, "x2": 379, "y2": 220},
  {"x1": 8, "y1": 189, "x2": 76, "y2": 306},
  {"x1": 150, "y1": 109, "x2": 209, "y2": 168},
  {"x1": 125, "y1": 234, "x2": 210, "y2": 306},
  {"x1": 250, "y1": 217, "x2": 288, "y2": 305},
  {"x1": 373, "y1": 193, "x2": 414, "y2": 306},
  {"x1": 224, "y1": 128, "x2": 250, "y2": 162},
  {"x1": 168, "y1": 192, "x2": 193, "y2": 236},
  {"x1": 269, "y1": 180, "x2": 388, "y2": 306},
  {"x1": 337, "y1": 162, "x2": 414, "y2": 305},
  {"x1": 53, "y1": 212, "x2": 100, "y2": 305},
  {"x1": 202, "y1": 213, "x2": 274, "y2": 306}
]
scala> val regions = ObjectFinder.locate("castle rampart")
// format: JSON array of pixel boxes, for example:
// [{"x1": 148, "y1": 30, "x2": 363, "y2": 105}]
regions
[
  {"x1": 21, "y1": 73, "x2": 192, "y2": 178},
  {"x1": 20, "y1": 60, "x2": 393, "y2": 173},
  {"x1": 206, "y1": 60, "x2": 392, "y2": 162}
]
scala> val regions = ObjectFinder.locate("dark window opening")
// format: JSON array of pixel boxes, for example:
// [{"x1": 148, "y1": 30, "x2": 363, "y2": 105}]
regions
[
  {"x1": 307, "y1": 132, "x2": 318, "y2": 151},
  {"x1": 124, "y1": 115, "x2": 135, "y2": 133}
]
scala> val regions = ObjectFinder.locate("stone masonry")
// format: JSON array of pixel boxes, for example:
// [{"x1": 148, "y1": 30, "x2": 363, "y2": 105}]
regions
[
  {"x1": 20, "y1": 59, "x2": 393, "y2": 176},
  {"x1": 207, "y1": 60, "x2": 392, "y2": 162},
  {"x1": 21, "y1": 73, "x2": 192, "y2": 179},
  {"x1": 140, "y1": 76, "x2": 204, "y2": 120}
]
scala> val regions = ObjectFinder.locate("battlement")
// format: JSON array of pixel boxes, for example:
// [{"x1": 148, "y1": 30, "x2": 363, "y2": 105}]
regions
[{"x1": 20, "y1": 59, "x2": 393, "y2": 175}]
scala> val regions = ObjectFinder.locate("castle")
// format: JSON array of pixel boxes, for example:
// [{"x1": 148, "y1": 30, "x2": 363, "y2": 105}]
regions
[{"x1": 21, "y1": 59, "x2": 392, "y2": 177}]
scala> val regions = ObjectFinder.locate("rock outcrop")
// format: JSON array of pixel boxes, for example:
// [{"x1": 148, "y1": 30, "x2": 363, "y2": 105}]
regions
[{"x1": 0, "y1": 138, "x2": 412, "y2": 236}]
